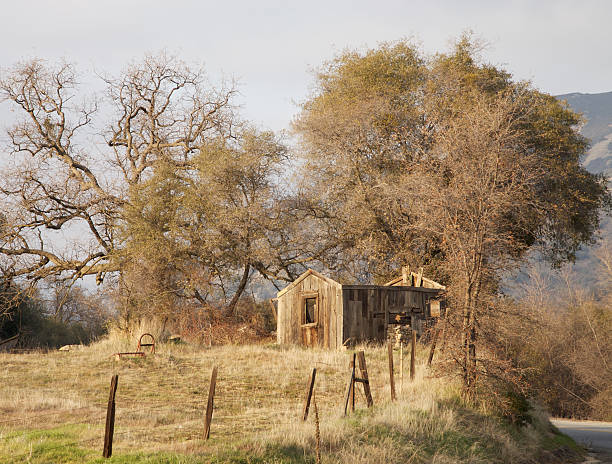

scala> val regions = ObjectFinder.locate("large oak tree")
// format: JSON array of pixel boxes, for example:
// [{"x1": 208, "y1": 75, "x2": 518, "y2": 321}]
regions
[
  {"x1": 0, "y1": 54, "x2": 297, "y2": 318},
  {"x1": 293, "y1": 37, "x2": 610, "y2": 397}
]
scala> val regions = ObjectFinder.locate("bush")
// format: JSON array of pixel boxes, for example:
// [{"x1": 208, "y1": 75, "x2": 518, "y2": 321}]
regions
[
  {"x1": 170, "y1": 297, "x2": 276, "y2": 345},
  {"x1": 1, "y1": 282, "x2": 107, "y2": 349}
]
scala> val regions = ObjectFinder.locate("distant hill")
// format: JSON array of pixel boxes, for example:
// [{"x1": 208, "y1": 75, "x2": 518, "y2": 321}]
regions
[
  {"x1": 557, "y1": 91, "x2": 612, "y2": 177},
  {"x1": 520, "y1": 92, "x2": 612, "y2": 297}
]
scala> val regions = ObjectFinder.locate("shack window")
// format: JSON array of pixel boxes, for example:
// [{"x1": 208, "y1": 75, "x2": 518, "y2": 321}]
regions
[{"x1": 304, "y1": 297, "x2": 317, "y2": 324}]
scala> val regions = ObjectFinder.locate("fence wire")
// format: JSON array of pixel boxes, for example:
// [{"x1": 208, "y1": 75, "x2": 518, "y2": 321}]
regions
[{"x1": 4, "y1": 350, "x2": 393, "y2": 460}]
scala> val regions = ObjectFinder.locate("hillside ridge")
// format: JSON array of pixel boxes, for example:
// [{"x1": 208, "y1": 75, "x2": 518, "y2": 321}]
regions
[{"x1": 556, "y1": 91, "x2": 612, "y2": 176}]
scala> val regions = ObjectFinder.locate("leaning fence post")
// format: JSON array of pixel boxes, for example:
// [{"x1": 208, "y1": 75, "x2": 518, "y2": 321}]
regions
[
  {"x1": 356, "y1": 351, "x2": 373, "y2": 407},
  {"x1": 103, "y1": 374, "x2": 118, "y2": 458},
  {"x1": 410, "y1": 330, "x2": 416, "y2": 381},
  {"x1": 387, "y1": 342, "x2": 396, "y2": 401},
  {"x1": 204, "y1": 366, "x2": 218, "y2": 439},
  {"x1": 428, "y1": 327, "x2": 439, "y2": 366},
  {"x1": 302, "y1": 368, "x2": 317, "y2": 421},
  {"x1": 343, "y1": 354, "x2": 356, "y2": 416}
]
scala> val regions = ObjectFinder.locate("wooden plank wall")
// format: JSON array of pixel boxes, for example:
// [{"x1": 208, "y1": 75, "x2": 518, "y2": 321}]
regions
[
  {"x1": 277, "y1": 274, "x2": 343, "y2": 349},
  {"x1": 278, "y1": 275, "x2": 443, "y2": 349},
  {"x1": 342, "y1": 287, "x2": 441, "y2": 344}
]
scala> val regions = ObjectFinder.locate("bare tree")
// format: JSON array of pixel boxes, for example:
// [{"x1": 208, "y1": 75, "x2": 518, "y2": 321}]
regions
[
  {"x1": 0, "y1": 60, "x2": 115, "y2": 282},
  {"x1": 503, "y1": 254, "x2": 612, "y2": 420},
  {"x1": 0, "y1": 55, "x2": 238, "y2": 283},
  {"x1": 406, "y1": 90, "x2": 546, "y2": 397}
]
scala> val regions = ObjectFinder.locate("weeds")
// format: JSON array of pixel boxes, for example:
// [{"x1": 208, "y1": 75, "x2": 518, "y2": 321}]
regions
[{"x1": 0, "y1": 340, "x2": 578, "y2": 463}]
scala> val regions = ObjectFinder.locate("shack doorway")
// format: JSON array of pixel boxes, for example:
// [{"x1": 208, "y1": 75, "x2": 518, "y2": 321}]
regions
[{"x1": 300, "y1": 292, "x2": 319, "y2": 347}]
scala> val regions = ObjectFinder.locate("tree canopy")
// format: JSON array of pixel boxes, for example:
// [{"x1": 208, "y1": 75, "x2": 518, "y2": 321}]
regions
[
  {"x1": 0, "y1": 40, "x2": 609, "y2": 378},
  {"x1": 0, "y1": 54, "x2": 300, "y2": 316},
  {"x1": 293, "y1": 37, "x2": 609, "y2": 282},
  {"x1": 293, "y1": 37, "x2": 610, "y2": 397}
]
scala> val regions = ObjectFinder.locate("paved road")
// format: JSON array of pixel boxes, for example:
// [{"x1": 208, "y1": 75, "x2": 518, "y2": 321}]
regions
[{"x1": 551, "y1": 419, "x2": 612, "y2": 461}]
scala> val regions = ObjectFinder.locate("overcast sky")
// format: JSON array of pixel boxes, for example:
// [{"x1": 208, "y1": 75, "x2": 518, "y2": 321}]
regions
[{"x1": 1, "y1": 0, "x2": 611, "y2": 132}]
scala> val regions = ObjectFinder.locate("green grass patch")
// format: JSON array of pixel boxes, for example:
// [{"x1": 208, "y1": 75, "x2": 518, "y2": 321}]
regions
[
  {"x1": 2, "y1": 424, "x2": 97, "y2": 464},
  {"x1": 0, "y1": 342, "x2": 579, "y2": 464},
  {"x1": 542, "y1": 428, "x2": 583, "y2": 452}
]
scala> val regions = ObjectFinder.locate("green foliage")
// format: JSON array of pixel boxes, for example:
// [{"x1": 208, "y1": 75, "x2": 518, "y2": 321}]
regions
[
  {"x1": 116, "y1": 127, "x2": 290, "y2": 321},
  {"x1": 19, "y1": 306, "x2": 97, "y2": 348},
  {"x1": 502, "y1": 391, "x2": 533, "y2": 426},
  {"x1": 0, "y1": 280, "x2": 105, "y2": 348},
  {"x1": 294, "y1": 36, "x2": 610, "y2": 281}
]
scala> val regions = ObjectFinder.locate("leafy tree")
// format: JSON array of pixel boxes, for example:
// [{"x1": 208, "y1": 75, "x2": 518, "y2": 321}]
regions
[
  {"x1": 118, "y1": 127, "x2": 294, "y2": 320},
  {"x1": 293, "y1": 41, "x2": 429, "y2": 282},
  {"x1": 0, "y1": 278, "x2": 105, "y2": 348},
  {"x1": 294, "y1": 37, "x2": 610, "y2": 398}
]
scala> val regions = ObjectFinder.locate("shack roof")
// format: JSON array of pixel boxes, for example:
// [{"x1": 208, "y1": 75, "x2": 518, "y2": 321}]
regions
[
  {"x1": 342, "y1": 284, "x2": 443, "y2": 293},
  {"x1": 277, "y1": 268, "x2": 445, "y2": 298},
  {"x1": 384, "y1": 274, "x2": 446, "y2": 289},
  {"x1": 276, "y1": 269, "x2": 342, "y2": 298}
]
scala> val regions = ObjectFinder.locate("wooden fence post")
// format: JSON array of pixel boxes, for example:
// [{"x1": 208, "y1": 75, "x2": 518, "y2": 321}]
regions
[
  {"x1": 387, "y1": 342, "x2": 396, "y2": 401},
  {"x1": 410, "y1": 331, "x2": 416, "y2": 381},
  {"x1": 204, "y1": 366, "x2": 218, "y2": 439},
  {"x1": 350, "y1": 354, "x2": 356, "y2": 412},
  {"x1": 302, "y1": 368, "x2": 317, "y2": 421},
  {"x1": 102, "y1": 374, "x2": 118, "y2": 458},
  {"x1": 428, "y1": 327, "x2": 439, "y2": 366},
  {"x1": 440, "y1": 315, "x2": 449, "y2": 355},
  {"x1": 400, "y1": 341, "x2": 404, "y2": 394},
  {"x1": 343, "y1": 354, "x2": 356, "y2": 416},
  {"x1": 314, "y1": 393, "x2": 321, "y2": 464},
  {"x1": 356, "y1": 351, "x2": 373, "y2": 407}
]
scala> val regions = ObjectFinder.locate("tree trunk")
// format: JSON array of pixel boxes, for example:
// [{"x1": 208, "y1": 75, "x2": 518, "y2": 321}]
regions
[
  {"x1": 461, "y1": 281, "x2": 479, "y2": 401},
  {"x1": 462, "y1": 289, "x2": 472, "y2": 392},
  {"x1": 224, "y1": 263, "x2": 251, "y2": 317}
]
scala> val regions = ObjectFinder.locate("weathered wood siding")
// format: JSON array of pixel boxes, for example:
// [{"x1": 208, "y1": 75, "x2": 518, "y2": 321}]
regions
[
  {"x1": 277, "y1": 271, "x2": 343, "y2": 349},
  {"x1": 341, "y1": 286, "x2": 441, "y2": 344},
  {"x1": 278, "y1": 270, "x2": 443, "y2": 349}
]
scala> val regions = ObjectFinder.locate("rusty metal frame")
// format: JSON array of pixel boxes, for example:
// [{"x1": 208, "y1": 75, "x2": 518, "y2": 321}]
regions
[{"x1": 137, "y1": 333, "x2": 156, "y2": 354}]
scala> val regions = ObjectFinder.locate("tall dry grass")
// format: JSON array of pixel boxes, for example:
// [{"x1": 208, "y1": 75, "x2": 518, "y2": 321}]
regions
[{"x1": 0, "y1": 339, "x2": 574, "y2": 463}]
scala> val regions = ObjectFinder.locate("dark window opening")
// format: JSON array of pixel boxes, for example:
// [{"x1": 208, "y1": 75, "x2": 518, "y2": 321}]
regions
[{"x1": 304, "y1": 297, "x2": 316, "y2": 324}]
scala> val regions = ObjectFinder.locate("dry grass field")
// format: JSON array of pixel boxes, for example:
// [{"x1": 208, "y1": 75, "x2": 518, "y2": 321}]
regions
[{"x1": 0, "y1": 334, "x2": 581, "y2": 463}]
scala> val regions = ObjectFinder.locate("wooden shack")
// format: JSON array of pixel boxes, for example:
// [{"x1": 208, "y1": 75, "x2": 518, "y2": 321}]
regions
[{"x1": 276, "y1": 269, "x2": 445, "y2": 349}]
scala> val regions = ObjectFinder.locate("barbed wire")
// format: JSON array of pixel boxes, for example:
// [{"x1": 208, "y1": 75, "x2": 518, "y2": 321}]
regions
[
  {"x1": 1, "y1": 382, "x2": 376, "y2": 428},
  {"x1": 0, "y1": 406, "x2": 106, "y2": 425},
  {"x1": 3, "y1": 352, "x2": 392, "y2": 462},
  {"x1": 6, "y1": 397, "x2": 373, "y2": 463}
]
